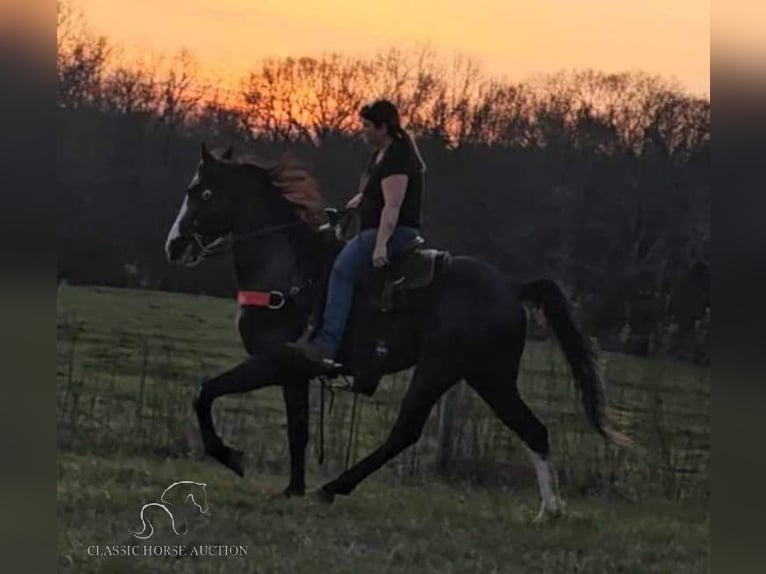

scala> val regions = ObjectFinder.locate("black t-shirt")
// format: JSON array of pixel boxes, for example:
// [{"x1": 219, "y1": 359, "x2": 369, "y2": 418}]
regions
[{"x1": 358, "y1": 138, "x2": 423, "y2": 231}]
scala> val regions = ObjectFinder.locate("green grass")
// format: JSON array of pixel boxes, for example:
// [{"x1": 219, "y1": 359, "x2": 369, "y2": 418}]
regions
[
  {"x1": 57, "y1": 284, "x2": 710, "y2": 572},
  {"x1": 58, "y1": 452, "x2": 708, "y2": 574}
]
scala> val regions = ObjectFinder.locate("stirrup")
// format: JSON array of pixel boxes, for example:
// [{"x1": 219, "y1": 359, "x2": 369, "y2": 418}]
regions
[
  {"x1": 317, "y1": 357, "x2": 344, "y2": 372},
  {"x1": 328, "y1": 378, "x2": 354, "y2": 391},
  {"x1": 285, "y1": 341, "x2": 342, "y2": 372}
]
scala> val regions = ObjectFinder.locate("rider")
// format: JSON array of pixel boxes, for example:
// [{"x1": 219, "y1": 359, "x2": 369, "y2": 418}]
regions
[{"x1": 288, "y1": 99, "x2": 426, "y2": 367}]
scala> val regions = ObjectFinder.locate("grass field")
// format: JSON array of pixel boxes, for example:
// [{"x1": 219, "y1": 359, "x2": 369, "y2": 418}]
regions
[{"x1": 57, "y1": 284, "x2": 710, "y2": 573}]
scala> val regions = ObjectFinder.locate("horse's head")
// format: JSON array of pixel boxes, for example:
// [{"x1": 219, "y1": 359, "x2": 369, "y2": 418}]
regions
[
  {"x1": 165, "y1": 143, "x2": 247, "y2": 266},
  {"x1": 165, "y1": 143, "x2": 324, "y2": 267}
]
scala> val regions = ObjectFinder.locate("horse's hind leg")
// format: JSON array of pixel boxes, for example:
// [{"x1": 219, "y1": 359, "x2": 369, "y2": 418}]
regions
[
  {"x1": 193, "y1": 353, "x2": 281, "y2": 477},
  {"x1": 466, "y1": 332, "x2": 565, "y2": 521},
  {"x1": 317, "y1": 346, "x2": 460, "y2": 502}
]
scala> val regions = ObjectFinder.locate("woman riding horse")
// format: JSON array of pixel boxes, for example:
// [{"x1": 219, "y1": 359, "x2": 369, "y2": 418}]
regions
[
  {"x1": 163, "y1": 111, "x2": 630, "y2": 518},
  {"x1": 288, "y1": 99, "x2": 426, "y2": 367}
]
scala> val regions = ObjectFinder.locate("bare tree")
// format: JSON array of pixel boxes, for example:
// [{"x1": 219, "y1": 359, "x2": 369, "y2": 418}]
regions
[
  {"x1": 157, "y1": 49, "x2": 205, "y2": 129},
  {"x1": 57, "y1": 0, "x2": 111, "y2": 109},
  {"x1": 101, "y1": 59, "x2": 158, "y2": 116}
]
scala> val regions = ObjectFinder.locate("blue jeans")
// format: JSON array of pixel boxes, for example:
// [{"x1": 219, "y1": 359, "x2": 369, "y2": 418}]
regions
[{"x1": 313, "y1": 226, "x2": 420, "y2": 356}]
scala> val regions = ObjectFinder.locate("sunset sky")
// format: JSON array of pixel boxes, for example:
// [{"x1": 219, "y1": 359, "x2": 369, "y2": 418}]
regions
[{"x1": 75, "y1": 0, "x2": 710, "y2": 97}]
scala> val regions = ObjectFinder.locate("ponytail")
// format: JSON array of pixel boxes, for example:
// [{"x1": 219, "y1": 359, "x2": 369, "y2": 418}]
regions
[{"x1": 397, "y1": 127, "x2": 427, "y2": 174}]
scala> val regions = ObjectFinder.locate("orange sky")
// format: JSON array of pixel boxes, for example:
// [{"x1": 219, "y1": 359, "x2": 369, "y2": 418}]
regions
[{"x1": 75, "y1": 0, "x2": 710, "y2": 97}]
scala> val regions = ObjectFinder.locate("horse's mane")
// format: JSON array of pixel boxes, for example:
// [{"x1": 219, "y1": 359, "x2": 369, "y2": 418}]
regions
[{"x1": 235, "y1": 152, "x2": 326, "y2": 229}]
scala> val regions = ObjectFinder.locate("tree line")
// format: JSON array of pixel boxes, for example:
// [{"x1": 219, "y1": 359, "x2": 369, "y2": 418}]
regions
[{"x1": 56, "y1": 1, "x2": 709, "y2": 363}]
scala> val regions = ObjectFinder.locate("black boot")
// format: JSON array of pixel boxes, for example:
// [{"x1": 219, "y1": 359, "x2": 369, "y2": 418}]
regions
[{"x1": 285, "y1": 340, "x2": 341, "y2": 371}]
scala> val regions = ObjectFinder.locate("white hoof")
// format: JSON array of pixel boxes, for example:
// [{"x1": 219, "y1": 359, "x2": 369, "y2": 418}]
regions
[{"x1": 532, "y1": 499, "x2": 566, "y2": 524}]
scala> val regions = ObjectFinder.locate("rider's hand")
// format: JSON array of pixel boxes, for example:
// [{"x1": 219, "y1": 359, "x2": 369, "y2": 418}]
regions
[
  {"x1": 372, "y1": 244, "x2": 388, "y2": 268},
  {"x1": 346, "y1": 193, "x2": 362, "y2": 209}
]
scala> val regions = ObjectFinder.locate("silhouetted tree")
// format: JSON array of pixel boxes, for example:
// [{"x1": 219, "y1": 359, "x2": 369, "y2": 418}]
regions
[{"x1": 54, "y1": 13, "x2": 710, "y2": 361}]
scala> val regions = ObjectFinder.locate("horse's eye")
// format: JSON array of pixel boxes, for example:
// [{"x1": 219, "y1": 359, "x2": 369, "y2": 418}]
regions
[{"x1": 201, "y1": 189, "x2": 213, "y2": 201}]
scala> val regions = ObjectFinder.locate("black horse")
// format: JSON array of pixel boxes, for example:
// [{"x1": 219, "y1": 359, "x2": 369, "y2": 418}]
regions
[{"x1": 164, "y1": 143, "x2": 629, "y2": 520}]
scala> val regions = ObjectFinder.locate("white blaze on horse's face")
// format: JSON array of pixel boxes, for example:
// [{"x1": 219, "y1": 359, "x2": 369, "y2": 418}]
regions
[
  {"x1": 165, "y1": 194, "x2": 190, "y2": 262},
  {"x1": 165, "y1": 167, "x2": 207, "y2": 265},
  {"x1": 165, "y1": 158, "x2": 232, "y2": 266}
]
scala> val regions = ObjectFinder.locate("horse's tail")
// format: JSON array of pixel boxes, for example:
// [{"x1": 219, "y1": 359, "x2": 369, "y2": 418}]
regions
[{"x1": 519, "y1": 279, "x2": 631, "y2": 447}]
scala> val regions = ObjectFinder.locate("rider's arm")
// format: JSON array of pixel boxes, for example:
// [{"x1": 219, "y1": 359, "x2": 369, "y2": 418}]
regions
[
  {"x1": 346, "y1": 192, "x2": 363, "y2": 209},
  {"x1": 376, "y1": 175, "x2": 408, "y2": 249}
]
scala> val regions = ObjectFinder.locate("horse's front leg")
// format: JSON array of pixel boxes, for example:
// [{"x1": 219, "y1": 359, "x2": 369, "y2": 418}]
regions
[
  {"x1": 193, "y1": 353, "x2": 281, "y2": 477},
  {"x1": 280, "y1": 379, "x2": 310, "y2": 497}
]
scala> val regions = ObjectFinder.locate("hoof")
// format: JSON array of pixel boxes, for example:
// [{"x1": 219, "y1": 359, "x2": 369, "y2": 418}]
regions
[
  {"x1": 532, "y1": 501, "x2": 567, "y2": 524},
  {"x1": 311, "y1": 486, "x2": 336, "y2": 505},
  {"x1": 279, "y1": 486, "x2": 306, "y2": 498},
  {"x1": 207, "y1": 445, "x2": 245, "y2": 477}
]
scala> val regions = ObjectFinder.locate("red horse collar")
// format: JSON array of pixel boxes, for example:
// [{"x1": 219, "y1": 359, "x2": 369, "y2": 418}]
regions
[{"x1": 237, "y1": 290, "x2": 286, "y2": 309}]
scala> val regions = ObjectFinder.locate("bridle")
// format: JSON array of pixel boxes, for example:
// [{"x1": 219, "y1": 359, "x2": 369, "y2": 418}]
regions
[
  {"x1": 189, "y1": 207, "x2": 358, "y2": 261},
  {"x1": 189, "y1": 220, "x2": 308, "y2": 261}
]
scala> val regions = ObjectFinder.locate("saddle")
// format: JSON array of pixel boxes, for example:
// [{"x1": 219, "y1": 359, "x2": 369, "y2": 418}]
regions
[
  {"x1": 325, "y1": 207, "x2": 449, "y2": 311},
  {"x1": 369, "y1": 239, "x2": 445, "y2": 312},
  {"x1": 301, "y1": 209, "x2": 450, "y2": 395}
]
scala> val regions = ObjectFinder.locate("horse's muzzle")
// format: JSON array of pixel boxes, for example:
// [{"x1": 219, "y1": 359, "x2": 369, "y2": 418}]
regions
[{"x1": 165, "y1": 235, "x2": 203, "y2": 266}]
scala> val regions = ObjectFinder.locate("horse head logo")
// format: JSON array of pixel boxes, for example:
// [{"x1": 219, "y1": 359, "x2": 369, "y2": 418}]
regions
[{"x1": 130, "y1": 481, "x2": 209, "y2": 540}]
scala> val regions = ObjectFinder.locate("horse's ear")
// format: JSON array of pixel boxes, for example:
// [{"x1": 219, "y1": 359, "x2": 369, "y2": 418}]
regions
[
  {"x1": 221, "y1": 146, "x2": 233, "y2": 160},
  {"x1": 200, "y1": 142, "x2": 214, "y2": 164}
]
